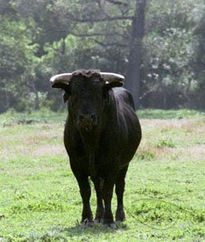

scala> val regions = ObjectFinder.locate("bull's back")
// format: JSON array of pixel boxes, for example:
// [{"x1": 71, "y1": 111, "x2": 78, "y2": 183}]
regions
[
  {"x1": 113, "y1": 87, "x2": 135, "y2": 110},
  {"x1": 113, "y1": 87, "x2": 141, "y2": 164}
]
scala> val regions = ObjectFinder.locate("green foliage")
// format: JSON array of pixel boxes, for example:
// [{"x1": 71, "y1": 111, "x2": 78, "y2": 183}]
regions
[
  {"x1": 142, "y1": 0, "x2": 203, "y2": 109},
  {"x1": 191, "y1": 2, "x2": 205, "y2": 108},
  {"x1": 0, "y1": 14, "x2": 39, "y2": 112},
  {"x1": 0, "y1": 0, "x2": 205, "y2": 112}
]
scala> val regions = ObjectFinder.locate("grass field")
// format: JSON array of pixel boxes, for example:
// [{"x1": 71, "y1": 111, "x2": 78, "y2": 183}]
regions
[{"x1": 0, "y1": 109, "x2": 204, "y2": 241}]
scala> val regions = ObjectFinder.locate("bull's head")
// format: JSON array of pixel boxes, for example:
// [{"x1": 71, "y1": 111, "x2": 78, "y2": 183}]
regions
[{"x1": 50, "y1": 70, "x2": 124, "y2": 131}]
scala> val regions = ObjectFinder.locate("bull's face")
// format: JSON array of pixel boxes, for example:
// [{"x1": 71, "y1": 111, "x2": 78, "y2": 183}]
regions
[
  {"x1": 68, "y1": 74, "x2": 105, "y2": 131},
  {"x1": 50, "y1": 70, "x2": 124, "y2": 132}
]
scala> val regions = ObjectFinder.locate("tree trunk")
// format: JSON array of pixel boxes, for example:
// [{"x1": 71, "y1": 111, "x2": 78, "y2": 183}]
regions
[
  {"x1": 34, "y1": 90, "x2": 40, "y2": 110},
  {"x1": 184, "y1": 78, "x2": 192, "y2": 108},
  {"x1": 5, "y1": 90, "x2": 9, "y2": 111},
  {"x1": 125, "y1": 0, "x2": 146, "y2": 109}
]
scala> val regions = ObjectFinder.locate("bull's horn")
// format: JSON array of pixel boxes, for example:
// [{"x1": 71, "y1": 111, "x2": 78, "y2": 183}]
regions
[
  {"x1": 50, "y1": 73, "x2": 72, "y2": 85},
  {"x1": 100, "y1": 72, "x2": 125, "y2": 83}
]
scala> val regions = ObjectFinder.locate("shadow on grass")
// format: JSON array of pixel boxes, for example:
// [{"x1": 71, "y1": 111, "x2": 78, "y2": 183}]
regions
[
  {"x1": 10, "y1": 223, "x2": 128, "y2": 241},
  {"x1": 61, "y1": 221, "x2": 128, "y2": 236},
  {"x1": 0, "y1": 223, "x2": 128, "y2": 242}
]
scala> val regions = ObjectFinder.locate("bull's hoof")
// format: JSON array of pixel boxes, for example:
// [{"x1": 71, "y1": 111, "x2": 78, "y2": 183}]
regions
[
  {"x1": 116, "y1": 209, "x2": 126, "y2": 222},
  {"x1": 95, "y1": 208, "x2": 104, "y2": 224},
  {"x1": 94, "y1": 218, "x2": 103, "y2": 224},
  {"x1": 116, "y1": 215, "x2": 126, "y2": 222},
  {"x1": 103, "y1": 216, "x2": 116, "y2": 229},
  {"x1": 81, "y1": 218, "x2": 94, "y2": 227}
]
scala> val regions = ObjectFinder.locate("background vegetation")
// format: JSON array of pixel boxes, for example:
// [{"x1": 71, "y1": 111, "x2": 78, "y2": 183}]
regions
[
  {"x1": 0, "y1": 110, "x2": 204, "y2": 241},
  {"x1": 0, "y1": 0, "x2": 205, "y2": 112},
  {"x1": 0, "y1": 1, "x2": 205, "y2": 240}
]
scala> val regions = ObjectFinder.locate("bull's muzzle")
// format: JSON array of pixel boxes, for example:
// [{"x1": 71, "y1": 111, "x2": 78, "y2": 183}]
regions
[{"x1": 77, "y1": 113, "x2": 98, "y2": 131}]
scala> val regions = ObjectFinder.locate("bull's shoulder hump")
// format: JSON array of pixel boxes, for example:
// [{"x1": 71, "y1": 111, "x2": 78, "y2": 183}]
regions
[{"x1": 112, "y1": 87, "x2": 135, "y2": 109}]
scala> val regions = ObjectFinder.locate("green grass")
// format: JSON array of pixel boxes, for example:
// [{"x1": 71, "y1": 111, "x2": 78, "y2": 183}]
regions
[
  {"x1": 138, "y1": 109, "x2": 205, "y2": 119},
  {"x1": 0, "y1": 108, "x2": 204, "y2": 126},
  {"x1": 0, "y1": 109, "x2": 204, "y2": 241}
]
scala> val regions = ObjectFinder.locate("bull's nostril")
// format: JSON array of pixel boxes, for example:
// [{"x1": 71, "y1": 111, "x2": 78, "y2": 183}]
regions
[{"x1": 78, "y1": 114, "x2": 98, "y2": 129}]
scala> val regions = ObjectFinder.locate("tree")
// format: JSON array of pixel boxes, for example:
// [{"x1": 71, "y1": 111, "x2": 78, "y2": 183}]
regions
[
  {"x1": 192, "y1": 2, "x2": 205, "y2": 108},
  {"x1": 0, "y1": 13, "x2": 38, "y2": 112},
  {"x1": 51, "y1": 0, "x2": 147, "y2": 108},
  {"x1": 141, "y1": 0, "x2": 203, "y2": 109},
  {"x1": 125, "y1": 0, "x2": 146, "y2": 108},
  {"x1": 0, "y1": 0, "x2": 204, "y2": 112},
  {"x1": 14, "y1": 0, "x2": 71, "y2": 57}
]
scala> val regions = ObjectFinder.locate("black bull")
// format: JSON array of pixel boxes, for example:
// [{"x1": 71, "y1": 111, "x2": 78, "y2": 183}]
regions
[{"x1": 51, "y1": 70, "x2": 141, "y2": 226}]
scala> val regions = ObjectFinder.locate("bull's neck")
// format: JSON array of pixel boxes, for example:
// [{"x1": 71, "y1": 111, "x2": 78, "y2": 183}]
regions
[
  {"x1": 80, "y1": 127, "x2": 101, "y2": 152},
  {"x1": 80, "y1": 129, "x2": 101, "y2": 178}
]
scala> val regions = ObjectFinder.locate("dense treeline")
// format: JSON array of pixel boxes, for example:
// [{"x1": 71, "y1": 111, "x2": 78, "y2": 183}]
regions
[{"x1": 0, "y1": 0, "x2": 204, "y2": 113}]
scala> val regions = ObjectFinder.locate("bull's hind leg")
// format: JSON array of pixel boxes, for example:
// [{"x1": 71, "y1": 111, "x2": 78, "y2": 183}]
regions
[
  {"x1": 92, "y1": 177, "x2": 104, "y2": 223},
  {"x1": 75, "y1": 175, "x2": 93, "y2": 224},
  {"x1": 115, "y1": 166, "x2": 128, "y2": 221}
]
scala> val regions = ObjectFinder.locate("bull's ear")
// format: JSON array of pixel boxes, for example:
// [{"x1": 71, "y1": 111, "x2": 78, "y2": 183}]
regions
[
  {"x1": 52, "y1": 82, "x2": 69, "y2": 90},
  {"x1": 63, "y1": 92, "x2": 70, "y2": 103},
  {"x1": 104, "y1": 81, "x2": 123, "y2": 91},
  {"x1": 52, "y1": 83, "x2": 71, "y2": 103}
]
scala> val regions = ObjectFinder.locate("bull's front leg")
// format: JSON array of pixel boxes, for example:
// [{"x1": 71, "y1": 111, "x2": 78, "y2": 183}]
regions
[
  {"x1": 92, "y1": 177, "x2": 104, "y2": 223},
  {"x1": 75, "y1": 175, "x2": 93, "y2": 224},
  {"x1": 102, "y1": 178, "x2": 115, "y2": 227}
]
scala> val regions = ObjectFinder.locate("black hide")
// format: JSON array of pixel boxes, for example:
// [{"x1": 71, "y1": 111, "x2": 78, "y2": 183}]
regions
[{"x1": 52, "y1": 70, "x2": 141, "y2": 226}]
